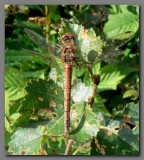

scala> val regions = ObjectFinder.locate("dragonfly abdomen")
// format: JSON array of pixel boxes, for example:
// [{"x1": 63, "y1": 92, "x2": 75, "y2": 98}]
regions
[{"x1": 64, "y1": 63, "x2": 72, "y2": 135}]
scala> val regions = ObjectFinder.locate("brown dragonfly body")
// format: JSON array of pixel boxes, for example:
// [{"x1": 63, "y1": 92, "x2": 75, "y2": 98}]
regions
[{"x1": 61, "y1": 33, "x2": 76, "y2": 134}]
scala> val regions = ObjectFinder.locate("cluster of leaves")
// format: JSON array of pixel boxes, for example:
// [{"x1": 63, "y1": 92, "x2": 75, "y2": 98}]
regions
[{"x1": 5, "y1": 5, "x2": 139, "y2": 155}]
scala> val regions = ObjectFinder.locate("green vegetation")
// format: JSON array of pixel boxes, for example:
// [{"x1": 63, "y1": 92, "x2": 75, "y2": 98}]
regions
[{"x1": 5, "y1": 5, "x2": 139, "y2": 155}]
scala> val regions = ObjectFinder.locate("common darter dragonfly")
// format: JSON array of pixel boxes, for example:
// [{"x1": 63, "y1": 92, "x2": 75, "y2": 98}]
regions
[{"x1": 23, "y1": 28, "x2": 135, "y2": 135}]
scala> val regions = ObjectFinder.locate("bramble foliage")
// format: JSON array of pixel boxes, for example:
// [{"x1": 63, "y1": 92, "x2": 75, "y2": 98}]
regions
[{"x1": 5, "y1": 5, "x2": 139, "y2": 155}]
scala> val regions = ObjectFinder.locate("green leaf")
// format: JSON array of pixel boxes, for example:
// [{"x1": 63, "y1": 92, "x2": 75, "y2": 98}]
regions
[
  {"x1": 93, "y1": 94, "x2": 111, "y2": 116},
  {"x1": 16, "y1": 21, "x2": 43, "y2": 36},
  {"x1": 104, "y1": 12, "x2": 139, "y2": 37},
  {"x1": 5, "y1": 68, "x2": 27, "y2": 100},
  {"x1": 8, "y1": 128, "x2": 46, "y2": 155},
  {"x1": 108, "y1": 31, "x2": 135, "y2": 40},
  {"x1": 98, "y1": 64, "x2": 138, "y2": 92},
  {"x1": 10, "y1": 113, "x2": 20, "y2": 121},
  {"x1": 94, "y1": 102, "x2": 139, "y2": 155},
  {"x1": 123, "y1": 89, "x2": 139, "y2": 100},
  {"x1": 119, "y1": 5, "x2": 139, "y2": 15},
  {"x1": 15, "y1": 70, "x2": 46, "y2": 79},
  {"x1": 46, "y1": 137, "x2": 66, "y2": 155},
  {"x1": 10, "y1": 101, "x2": 21, "y2": 115},
  {"x1": 69, "y1": 102, "x2": 99, "y2": 142},
  {"x1": 71, "y1": 79, "x2": 92, "y2": 102},
  {"x1": 5, "y1": 91, "x2": 10, "y2": 116},
  {"x1": 5, "y1": 50, "x2": 34, "y2": 64},
  {"x1": 5, "y1": 38, "x2": 25, "y2": 50},
  {"x1": 5, "y1": 132, "x2": 13, "y2": 150},
  {"x1": 14, "y1": 79, "x2": 99, "y2": 144},
  {"x1": 46, "y1": 5, "x2": 58, "y2": 20},
  {"x1": 73, "y1": 67, "x2": 86, "y2": 78},
  {"x1": 84, "y1": 64, "x2": 138, "y2": 92},
  {"x1": 110, "y1": 5, "x2": 139, "y2": 15},
  {"x1": 15, "y1": 79, "x2": 64, "y2": 126}
]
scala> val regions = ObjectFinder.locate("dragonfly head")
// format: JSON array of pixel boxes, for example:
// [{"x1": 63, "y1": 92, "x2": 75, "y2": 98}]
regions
[{"x1": 61, "y1": 33, "x2": 75, "y2": 44}]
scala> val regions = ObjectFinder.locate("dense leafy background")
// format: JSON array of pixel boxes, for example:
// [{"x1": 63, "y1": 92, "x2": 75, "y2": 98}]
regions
[{"x1": 5, "y1": 5, "x2": 139, "y2": 155}]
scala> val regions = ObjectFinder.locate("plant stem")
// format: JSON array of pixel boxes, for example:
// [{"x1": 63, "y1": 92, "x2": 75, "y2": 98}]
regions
[
  {"x1": 99, "y1": 125, "x2": 108, "y2": 130},
  {"x1": 5, "y1": 24, "x2": 16, "y2": 27},
  {"x1": 45, "y1": 5, "x2": 51, "y2": 40},
  {"x1": 64, "y1": 139, "x2": 73, "y2": 155},
  {"x1": 87, "y1": 65, "x2": 93, "y2": 76},
  {"x1": 5, "y1": 114, "x2": 15, "y2": 132},
  {"x1": 64, "y1": 137, "x2": 68, "y2": 146},
  {"x1": 87, "y1": 66, "x2": 100, "y2": 108},
  {"x1": 92, "y1": 84, "x2": 97, "y2": 98},
  {"x1": 36, "y1": 5, "x2": 45, "y2": 16},
  {"x1": 72, "y1": 141, "x2": 90, "y2": 155},
  {"x1": 79, "y1": 5, "x2": 82, "y2": 13}
]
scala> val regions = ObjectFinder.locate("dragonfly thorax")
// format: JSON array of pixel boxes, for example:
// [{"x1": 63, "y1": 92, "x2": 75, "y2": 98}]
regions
[
  {"x1": 62, "y1": 43, "x2": 75, "y2": 53},
  {"x1": 61, "y1": 43, "x2": 75, "y2": 63}
]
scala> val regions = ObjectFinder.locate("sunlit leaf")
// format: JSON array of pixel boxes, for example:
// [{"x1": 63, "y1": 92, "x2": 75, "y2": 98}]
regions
[
  {"x1": 104, "y1": 12, "x2": 139, "y2": 37},
  {"x1": 9, "y1": 128, "x2": 46, "y2": 155},
  {"x1": 98, "y1": 64, "x2": 138, "y2": 92},
  {"x1": 123, "y1": 89, "x2": 139, "y2": 100}
]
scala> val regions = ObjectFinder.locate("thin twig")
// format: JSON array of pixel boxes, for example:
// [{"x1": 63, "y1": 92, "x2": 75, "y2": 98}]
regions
[
  {"x1": 87, "y1": 65, "x2": 93, "y2": 76},
  {"x1": 64, "y1": 137, "x2": 68, "y2": 146},
  {"x1": 87, "y1": 66, "x2": 100, "y2": 108},
  {"x1": 92, "y1": 84, "x2": 97, "y2": 98},
  {"x1": 5, "y1": 114, "x2": 15, "y2": 132},
  {"x1": 36, "y1": 5, "x2": 46, "y2": 16},
  {"x1": 64, "y1": 139, "x2": 73, "y2": 155},
  {"x1": 72, "y1": 141, "x2": 90, "y2": 155},
  {"x1": 45, "y1": 5, "x2": 50, "y2": 40},
  {"x1": 5, "y1": 24, "x2": 16, "y2": 27}
]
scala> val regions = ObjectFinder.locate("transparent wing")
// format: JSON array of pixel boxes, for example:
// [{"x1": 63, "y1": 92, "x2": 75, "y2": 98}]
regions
[
  {"x1": 73, "y1": 31, "x2": 135, "y2": 67},
  {"x1": 103, "y1": 31, "x2": 135, "y2": 49},
  {"x1": 25, "y1": 28, "x2": 62, "y2": 57},
  {"x1": 24, "y1": 28, "x2": 135, "y2": 67},
  {"x1": 74, "y1": 49, "x2": 124, "y2": 68},
  {"x1": 22, "y1": 48, "x2": 64, "y2": 72}
]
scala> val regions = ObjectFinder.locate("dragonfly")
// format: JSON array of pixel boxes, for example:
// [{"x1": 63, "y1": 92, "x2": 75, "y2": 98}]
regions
[{"x1": 23, "y1": 28, "x2": 135, "y2": 135}]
